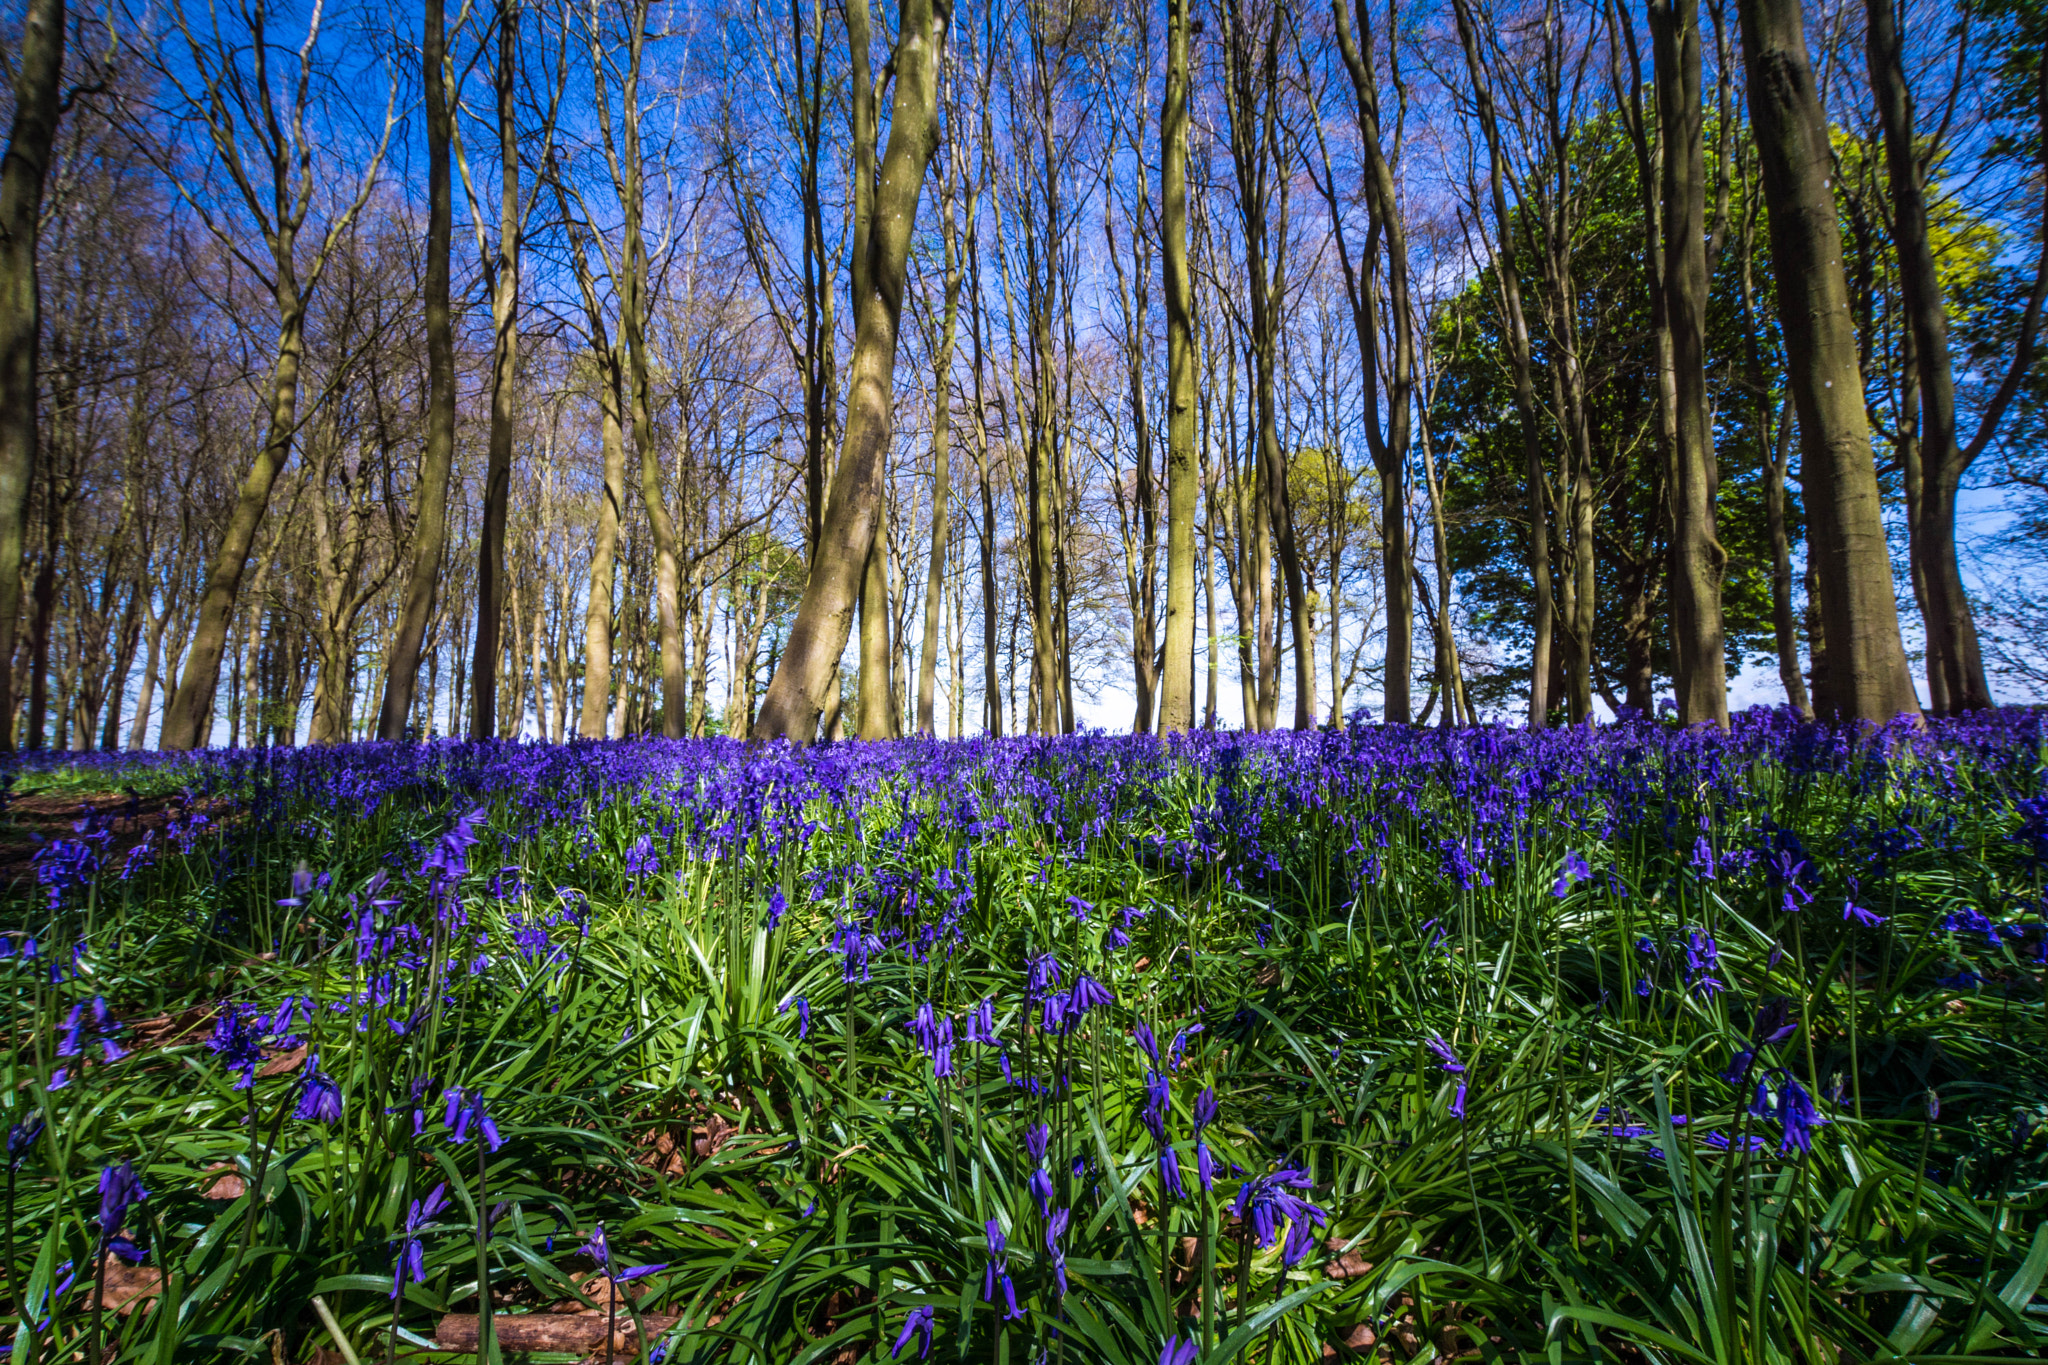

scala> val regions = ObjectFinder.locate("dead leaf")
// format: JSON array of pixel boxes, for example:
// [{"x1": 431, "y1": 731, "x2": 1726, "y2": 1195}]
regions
[
  {"x1": 202, "y1": 1162, "x2": 247, "y2": 1200},
  {"x1": 90, "y1": 1256, "x2": 166, "y2": 1315},
  {"x1": 255, "y1": 1044, "x2": 308, "y2": 1078}
]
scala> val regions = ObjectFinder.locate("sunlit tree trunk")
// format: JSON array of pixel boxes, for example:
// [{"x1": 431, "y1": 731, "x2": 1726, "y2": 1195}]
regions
[
  {"x1": 1651, "y1": 0, "x2": 1728, "y2": 727},
  {"x1": 1449, "y1": 0, "x2": 1552, "y2": 727},
  {"x1": 1735, "y1": 0, "x2": 1920, "y2": 724},
  {"x1": 0, "y1": 0, "x2": 64, "y2": 752},
  {"x1": 752, "y1": 0, "x2": 952, "y2": 742},
  {"x1": 378, "y1": 0, "x2": 457, "y2": 742}
]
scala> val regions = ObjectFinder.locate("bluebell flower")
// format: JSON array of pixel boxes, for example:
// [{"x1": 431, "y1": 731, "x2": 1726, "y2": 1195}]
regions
[
  {"x1": 963, "y1": 997, "x2": 998, "y2": 1045},
  {"x1": 1045, "y1": 1207, "x2": 1070, "y2": 1297},
  {"x1": 1028, "y1": 1167, "x2": 1055, "y2": 1216},
  {"x1": 1425, "y1": 1034, "x2": 1464, "y2": 1073},
  {"x1": 1232, "y1": 1166, "x2": 1325, "y2": 1261},
  {"x1": 1159, "y1": 1144, "x2": 1185, "y2": 1199},
  {"x1": 1025, "y1": 1123, "x2": 1050, "y2": 1163},
  {"x1": 765, "y1": 887, "x2": 788, "y2": 930},
  {"x1": 982, "y1": 1219, "x2": 1023, "y2": 1319},
  {"x1": 97, "y1": 1161, "x2": 147, "y2": 1232},
  {"x1": 6, "y1": 1117, "x2": 44, "y2": 1167},
  {"x1": 1192, "y1": 1087, "x2": 1218, "y2": 1133},
  {"x1": 1140, "y1": 1070, "x2": 1172, "y2": 1141},
  {"x1": 1160, "y1": 1333, "x2": 1199, "y2": 1365},
  {"x1": 297, "y1": 1055, "x2": 344, "y2": 1125},
  {"x1": 1777, "y1": 1076, "x2": 1826, "y2": 1154},
  {"x1": 1842, "y1": 901, "x2": 1885, "y2": 928},
  {"x1": 1554, "y1": 850, "x2": 1591, "y2": 897},
  {"x1": 1448, "y1": 1082, "x2": 1468, "y2": 1121},
  {"x1": 1196, "y1": 1140, "x2": 1215, "y2": 1191},
  {"x1": 207, "y1": 1003, "x2": 265, "y2": 1090},
  {"x1": 581, "y1": 1222, "x2": 668, "y2": 1282},
  {"x1": 892, "y1": 1305, "x2": 936, "y2": 1359},
  {"x1": 1133, "y1": 1020, "x2": 1158, "y2": 1063},
  {"x1": 1719, "y1": 1049, "x2": 1756, "y2": 1086},
  {"x1": 392, "y1": 1184, "x2": 450, "y2": 1300}
]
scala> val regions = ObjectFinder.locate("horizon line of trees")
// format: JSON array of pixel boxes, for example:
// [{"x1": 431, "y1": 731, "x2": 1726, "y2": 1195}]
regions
[{"x1": 0, "y1": 0, "x2": 2043, "y2": 752}]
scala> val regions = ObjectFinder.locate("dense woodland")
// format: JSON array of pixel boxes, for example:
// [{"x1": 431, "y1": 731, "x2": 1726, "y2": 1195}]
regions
[{"x1": 0, "y1": 0, "x2": 2043, "y2": 750}]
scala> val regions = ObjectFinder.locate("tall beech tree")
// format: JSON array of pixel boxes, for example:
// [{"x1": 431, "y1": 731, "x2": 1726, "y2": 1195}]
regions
[
  {"x1": 1157, "y1": 0, "x2": 1198, "y2": 734},
  {"x1": 1649, "y1": 0, "x2": 1729, "y2": 727},
  {"x1": 751, "y1": 0, "x2": 952, "y2": 743},
  {"x1": 1865, "y1": 0, "x2": 2047, "y2": 716},
  {"x1": 1734, "y1": 0, "x2": 1919, "y2": 724},
  {"x1": 375, "y1": 0, "x2": 457, "y2": 742},
  {"x1": 0, "y1": 0, "x2": 66, "y2": 750}
]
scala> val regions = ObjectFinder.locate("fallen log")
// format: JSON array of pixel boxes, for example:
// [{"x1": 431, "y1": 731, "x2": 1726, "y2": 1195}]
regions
[{"x1": 434, "y1": 1312, "x2": 681, "y2": 1354}]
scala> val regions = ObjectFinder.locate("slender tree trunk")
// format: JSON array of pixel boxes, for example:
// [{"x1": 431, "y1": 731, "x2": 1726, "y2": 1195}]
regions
[
  {"x1": 1450, "y1": 0, "x2": 1552, "y2": 726},
  {"x1": 581, "y1": 357, "x2": 626, "y2": 737},
  {"x1": 917, "y1": 155, "x2": 966, "y2": 736},
  {"x1": 1652, "y1": 0, "x2": 1728, "y2": 727},
  {"x1": 752, "y1": 0, "x2": 951, "y2": 742},
  {"x1": 1332, "y1": 0, "x2": 1415, "y2": 724},
  {"x1": 0, "y1": 0, "x2": 64, "y2": 752},
  {"x1": 1735, "y1": 0, "x2": 1920, "y2": 724},
  {"x1": 467, "y1": 0, "x2": 524, "y2": 738},
  {"x1": 379, "y1": 0, "x2": 457, "y2": 742},
  {"x1": 1865, "y1": 0, "x2": 2047, "y2": 713},
  {"x1": 1154, "y1": 0, "x2": 1199, "y2": 735}
]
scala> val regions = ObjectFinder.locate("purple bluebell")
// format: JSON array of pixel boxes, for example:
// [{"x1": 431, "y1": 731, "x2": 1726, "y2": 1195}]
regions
[
  {"x1": 1193, "y1": 1087, "x2": 1218, "y2": 1132},
  {"x1": 1425, "y1": 1034, "x2": 1465, "y2": 1074},
  {"x1": 1232, "y1": 1166, "x2": 1325, "y2": 1261},
  {"x1": 1842, "y1": 901, "x2": 1886, "y2": 928},
  {"x1": 1045, "y1": 1207, "x2": 1070, "y2": 1297},
  {"x1": 7, "y1": 1117, "x2": 44, "y2": 1167},
  {"x1": 1159, "y1": 1144, "x2": 1186, "y2": 1199},
  {"x1": 1025, "y1": 1123, "x2": 1050, "y2": 1163},
  {"x1": 963, "y1": 997, "x2": 998, "y2": 1045},
  {"x1": 1140, "y1": 1070, "x2": 1172, "y2": 1141},
  {"x1": 982, "y1": 1219, "x2": 1023, "y2": 1319},
  {"x1": 391, "y1": 1185, "x2": 448, "y2": 1301},
  {"x1": 1133, "y1": 1020, "x2": 1158, "y2": 1063},
  {"x1": 582, "y1": 1222, "x2": 668, "y2": 1282},
  {"x1": 1719, "y1": 1049, "x2": 1756, "y2": 1086},
  {"x1": 297, "y1": 1055, "x2": 344, "y2": 1125},
  {"x1": 892, "y1": 1305, "x2": 936, "y2": 1359},
  {"x1": 1554, "y1": 849, "x2": 1591, "y2": 897},
  {"x1": 1777, "y1": 1076, "x2": 1826, "y2": 1154},
  {"x1": 765, "y1": 887, "x2": 788, "y2": 930},
  {"x1": 1196, "y1": 1141, "x2": 1215, "y2": 1191},
  {"x1": 1448, "y1": 1082, "x2": 1468, "y2": 1121},
  {"x1": 96, "y1": 1161, "x2": 147, "y2": 1232},
  {"x1": 1159, "y1": 1334, "x2": 1199, "y2": 1365}
]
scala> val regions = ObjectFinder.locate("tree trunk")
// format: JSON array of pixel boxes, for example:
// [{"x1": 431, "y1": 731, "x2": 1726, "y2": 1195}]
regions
[
  {"x1": 1865, "y1": 0, "x2": 2043, "y2": 714},
  {"x1": 580, "y1": 355, "x2": 626, "y2": 737},
  {"x1": 379, "y1": 0, "x2": 458, "y2": 742},
  {"x1": 468, "y1": 0, "x2": 524, "y2": 738},
  {"x1": 0, "y1": 0, "x2": 64, "y2": 752},
  {"x1": 1155, "y1": 0, "x2": 1199, "y2": 735},
  {"x1": 1332, "y1": 0, "x2": 1415, "y2": 724},
  {"x1": 751, "y1": 0, "x2": 950, "y2": 743},
  {"x1": 1735, "y1": 0, "x2": 1920, "y2": 725},
  {"x1": 1652, "y1": 0, "x2": 1729, "y2": 727},
  {"x1": 916, "y1": 154, "x2": 966, "y2": 736},
  {"x1": 1450, "y1": 0, "x2": 1552, "y2": 727}
]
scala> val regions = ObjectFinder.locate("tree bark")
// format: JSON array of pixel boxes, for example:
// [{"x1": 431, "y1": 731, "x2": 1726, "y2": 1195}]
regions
[
  {"x1": 0, "y1": 0, "x2": 64, "y2": 752},
  {"x1": 1735, "y1": 0, "x2": 1920, "y2": 724},
  {"x1": 1651, "y1": 0, "x2": 1729, "y2": 727},
  {"x1": 1450, "y1": 0, "x2": 1553, "y2": 727},
  {"x1": 1332, "y1": 0, "x2": 1415, "y2": 724},
  {"x1": 1156, "y1": 0, "x2": 1199, "y2": 735},
  {"x1": 751, "y1": 0, "x2": 951, "y2": 743},
  {"x1": 580, "y1": 355, "x2": 627, "y2": 737},
  {"x1": 1865, "y1": 0, "x2": 2048, "y2": 713},
  {"x1": 378, "y1": 0, "x2": 458, "y2": 742},
  {"x1": 916, "y1": 148, "x2": 966, "y2": 736}
]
